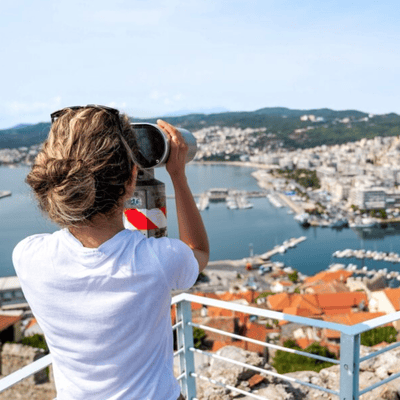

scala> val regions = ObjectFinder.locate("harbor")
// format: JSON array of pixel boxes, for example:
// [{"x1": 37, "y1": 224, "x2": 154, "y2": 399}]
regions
[{"x1": 3, "y1": 164, "x2": 400, "y2": 278}]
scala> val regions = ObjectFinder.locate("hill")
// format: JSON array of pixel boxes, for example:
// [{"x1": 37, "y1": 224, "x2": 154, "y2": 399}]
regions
[{"x1": 0, "y1": 108, "x2": 399, "y2": 150}]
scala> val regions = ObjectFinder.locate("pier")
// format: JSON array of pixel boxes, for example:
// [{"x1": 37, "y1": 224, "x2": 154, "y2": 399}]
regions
[
  {"x1": 259, "y1": 236, "x2": 307, "y2": 260},
  {"x1": 0, "y1": 191, "x2": 11, "y2": 200}
]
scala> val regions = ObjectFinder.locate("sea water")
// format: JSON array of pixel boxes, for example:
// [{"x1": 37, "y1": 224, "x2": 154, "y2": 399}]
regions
[{"x1": 1, "y1": 164, "x2": 400, "y2": 277}]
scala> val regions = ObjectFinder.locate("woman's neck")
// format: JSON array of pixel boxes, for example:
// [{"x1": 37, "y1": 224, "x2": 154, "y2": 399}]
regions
[{"x1": 68, "y1": 208, "x2": 125, "y2": 248}]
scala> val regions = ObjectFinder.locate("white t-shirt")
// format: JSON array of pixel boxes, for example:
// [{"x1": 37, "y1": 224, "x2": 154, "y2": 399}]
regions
[{"x1": 12, "y1": 229, "x2": 199, "y2": 400}]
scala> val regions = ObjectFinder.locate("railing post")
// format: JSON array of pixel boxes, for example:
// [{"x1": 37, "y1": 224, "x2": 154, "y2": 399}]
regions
[
  {"x1": 176, "y1": 300, "x2": 197, "y2": 399},
  {"x1": 340, "y1": 332, "x2": 360, "y2": 400}
]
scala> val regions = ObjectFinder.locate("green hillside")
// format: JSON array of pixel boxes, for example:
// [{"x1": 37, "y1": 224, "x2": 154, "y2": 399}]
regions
[{"x1": 1, "y1": 108, "x2": 399, "y2": 150}]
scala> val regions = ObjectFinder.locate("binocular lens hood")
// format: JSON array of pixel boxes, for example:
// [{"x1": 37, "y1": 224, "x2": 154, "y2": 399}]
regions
[{"x1": 130, "y1": 123, "x2": 197, "y2": 169}]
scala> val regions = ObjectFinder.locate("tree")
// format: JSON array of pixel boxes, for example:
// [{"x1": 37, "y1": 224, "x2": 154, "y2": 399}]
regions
[{"x1": 288, "y1": 270, "x2": 299, "y2": 283}]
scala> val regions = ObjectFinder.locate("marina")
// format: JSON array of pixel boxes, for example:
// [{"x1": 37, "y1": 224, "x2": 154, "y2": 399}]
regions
[
  {"x1": 3, "y1": 164, "x2": 400, "y2": 278},
  {"x1": 194, "y1": 188, "x2": 259, "y2": 211},
  {"x1": 333, "y1": 248, "x2": 400, "y2": 263}
]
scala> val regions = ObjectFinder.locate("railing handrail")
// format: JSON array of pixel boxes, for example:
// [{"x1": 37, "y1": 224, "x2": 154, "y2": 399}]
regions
[{"x1": 173, "y1": 292, "x2": 400, "y2": 335}]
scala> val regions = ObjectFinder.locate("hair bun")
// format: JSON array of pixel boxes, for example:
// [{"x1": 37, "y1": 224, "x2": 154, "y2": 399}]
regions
[
  {"x1": 45, "y1": 158, "x2": 88, "y2": 188},
  {"x1": 26, "y1": 109, "x2": 134, "y2": 226},
  {"x1": 45, "y1": 158, "x2": 96, "y2": 224}
]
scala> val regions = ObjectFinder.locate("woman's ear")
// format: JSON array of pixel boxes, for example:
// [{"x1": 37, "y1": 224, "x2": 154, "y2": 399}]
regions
[
  {"x1": 132, "y1": 165, "x2": 138, "y2": 182},
  {"x1": 125, "y1": 166, "x2": 138, "y2": 199}
]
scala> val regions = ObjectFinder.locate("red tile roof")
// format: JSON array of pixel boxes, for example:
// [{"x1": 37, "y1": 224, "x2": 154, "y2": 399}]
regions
[
  {"x1": 322, "y1": 328, "x2": 341, "y2": 340},
  {"x1": 267, "y1": 292, "x2": 291, "y2": 310},
  {"x1": 268, "y1": 291, "x2": 367, "y2": 318},
  {"x1": 25, "y1": 318, "x2": 37, "y2": 331},
  {"x1": 305, "y1": 280, "x2": 349, "y2": 294},
  {"x1": 304, "y1": 270, "x2": 353, "y2": 284},
  {"x1": 0, "y1": 314, "x2": 21, "y2": 332},
  {"x1": 316, "y1": 292, "x2": 367, "y2": 309},
  {"x1": 383, "y1": 288, "x2": 400, "y2": 311},
  {"x1": 322, "y1": 312, "x2": 385, "y2": 326},
  {"x1": 296, "y1": 338, "x2": 314, "y2": 349}
]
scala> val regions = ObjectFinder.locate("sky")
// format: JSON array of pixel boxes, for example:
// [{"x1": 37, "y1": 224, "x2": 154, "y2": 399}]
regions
[{"x1": 1, "y1": 0, "x2": 399, "y2": 129}]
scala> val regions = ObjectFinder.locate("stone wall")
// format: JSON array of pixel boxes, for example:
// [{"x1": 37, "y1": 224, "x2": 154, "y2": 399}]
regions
[{"x1": 0, "y1": 343, "x2": 56, "y2": 400}]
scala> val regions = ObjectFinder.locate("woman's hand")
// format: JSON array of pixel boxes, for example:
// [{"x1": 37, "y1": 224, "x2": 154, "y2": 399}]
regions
[
  {"x1": 157, "y1": 119, "x2": 188, "y2": 178},
  {"x1": 156, "y1": 119, "x2": 209, "y2": 272}
]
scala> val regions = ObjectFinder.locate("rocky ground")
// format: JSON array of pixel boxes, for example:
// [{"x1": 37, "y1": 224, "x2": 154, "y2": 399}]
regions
[{"x1": 187, "y1": 345, "x2": 400, "y2": 400}]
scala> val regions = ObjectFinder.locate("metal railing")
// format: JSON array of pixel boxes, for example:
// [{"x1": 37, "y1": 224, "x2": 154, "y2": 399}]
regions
[
  {"x1": 1, "y1": 293, "x2": 400, "y2": 400},
  {"x1": 172, "y1": 293, "x2": 400, "y2": 400}
]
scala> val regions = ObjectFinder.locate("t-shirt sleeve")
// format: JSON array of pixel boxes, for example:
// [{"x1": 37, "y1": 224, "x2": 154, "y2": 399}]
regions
[
  {"x1": 12, "y1": 235, "x2": 48, "y2": 281},
  {"x1": 144, "y1": 237, "x2": 199, "y2": 291}
]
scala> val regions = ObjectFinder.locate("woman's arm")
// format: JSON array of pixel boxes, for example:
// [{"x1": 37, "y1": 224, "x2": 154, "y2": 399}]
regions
[{"x1": 157, "y1": 119, "x2": 210, "y2": 272}]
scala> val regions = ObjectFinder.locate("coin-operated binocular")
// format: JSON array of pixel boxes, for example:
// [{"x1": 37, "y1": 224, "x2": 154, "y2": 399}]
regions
[{"x1": 123, "y1": 123, "x2": 197, "y2": 238}]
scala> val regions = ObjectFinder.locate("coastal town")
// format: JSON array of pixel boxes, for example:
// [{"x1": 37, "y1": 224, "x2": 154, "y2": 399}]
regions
[
  {"x1": 3, "y1": 113, "x2": 400, "y2": 227},
  {"x1": 2, "y1": 115, "x2": 400, "y2": 398}
]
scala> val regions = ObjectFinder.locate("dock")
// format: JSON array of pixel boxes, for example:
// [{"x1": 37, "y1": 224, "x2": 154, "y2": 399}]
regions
[
  {"x1": 259, "y1": 236, "x2": 307, "y2": 260},
  {"x1": 168, "y1": 188, "x2": 266, "y2": 211},
  {"x1": 0, "y1": 191, "x2": 11, "y2": 200}
]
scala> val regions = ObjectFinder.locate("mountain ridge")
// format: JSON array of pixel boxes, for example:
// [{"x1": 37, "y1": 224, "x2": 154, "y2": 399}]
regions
[{"x1": 0, "y1": 107, "x2": 398, "y2": 150}]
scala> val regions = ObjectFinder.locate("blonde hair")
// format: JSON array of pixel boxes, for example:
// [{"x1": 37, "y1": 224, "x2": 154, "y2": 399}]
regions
[{"x1": 26, "y1": 107, "x2": 136, "y2": 227}]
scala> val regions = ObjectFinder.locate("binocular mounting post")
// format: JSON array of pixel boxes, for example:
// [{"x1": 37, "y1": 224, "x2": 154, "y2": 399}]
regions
[{"x1": 123, "y1": 169, "x2": 167, "y2": 238}]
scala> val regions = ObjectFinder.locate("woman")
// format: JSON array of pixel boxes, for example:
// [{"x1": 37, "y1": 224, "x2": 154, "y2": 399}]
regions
[{"x1": 12, "y1": 105, "x2": 209, "y2": 400}]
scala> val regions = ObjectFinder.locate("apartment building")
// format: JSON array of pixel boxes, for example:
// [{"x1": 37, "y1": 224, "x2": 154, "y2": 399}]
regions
[{"x1": 348, "y1": 186, "x2": 387, "y2": 210}]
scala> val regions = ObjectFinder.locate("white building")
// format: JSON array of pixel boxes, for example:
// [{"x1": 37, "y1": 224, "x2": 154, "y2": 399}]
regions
[{"x1": 348, "y1": 186, "x2": 387, "y2": 210}]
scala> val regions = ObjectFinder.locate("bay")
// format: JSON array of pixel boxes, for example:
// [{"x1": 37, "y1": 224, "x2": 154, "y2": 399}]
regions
[{"x1": 1, "y1": 164, "x2": 400, "y2": 278}]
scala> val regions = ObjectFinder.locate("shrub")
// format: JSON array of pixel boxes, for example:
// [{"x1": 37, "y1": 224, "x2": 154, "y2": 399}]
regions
[
  {"x1": 193, "y1": 327, "x2": 206, "y2": 349},
  {"x1": 255, "y1": 292, "x2": 274, "y2": 301},
  {"x1": 273, "y1": 340, "x2": 336, "y2": 374},
  {"x1": 21, "y1": 334, "x2": 49, "y2": 353},
  {"x1": 360, "y1": 326, "x2": 397, "y2": 347}
]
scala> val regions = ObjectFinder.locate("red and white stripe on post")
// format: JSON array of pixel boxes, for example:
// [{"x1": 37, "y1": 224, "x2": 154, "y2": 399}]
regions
[{"x1": 124, "y1": 206, "x2": 167, "y2": 235}]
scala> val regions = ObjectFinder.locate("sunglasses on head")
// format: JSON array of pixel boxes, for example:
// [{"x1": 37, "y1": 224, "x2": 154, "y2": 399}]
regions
[
  {"x1": 51, "y1": 104, "x2": 123, "y2": 131},
  {"x1": 50, "y1": 104, "x2": 137, "y2": 166}
]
